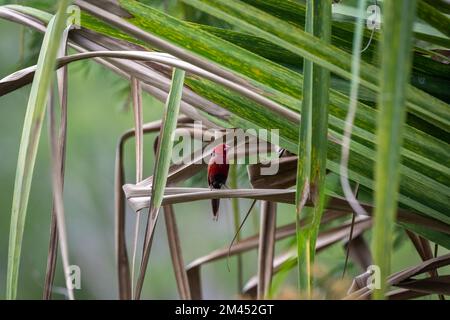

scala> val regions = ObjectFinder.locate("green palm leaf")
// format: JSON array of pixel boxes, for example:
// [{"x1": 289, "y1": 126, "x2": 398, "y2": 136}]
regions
[
  {"x1": 373, "y1": 0, "x2": 418, "y2": 299},
  {"x1": 6, "y1": 0, "x2": 70, "y2": 300}
]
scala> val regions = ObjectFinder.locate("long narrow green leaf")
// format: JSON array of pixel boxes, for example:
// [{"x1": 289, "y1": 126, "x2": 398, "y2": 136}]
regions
[
  {"x1": 115, "y1": 120, "x2": 170, "y2": 300},
  {"x1": 295, "y1": 0, "x2": 314, "y2": 296},
  {"x1": 243, "y1": 0, "x2": 450, "y2": 78},
  {"x1": 6, "y1": 0, "x2": 69, "y2": 300},
  {"x1": 417, "y1": 0, "x2": 450, "y2": 38},
  {"x1": 182, "y1": 0, "x2": 450, "y2": 131},
  {"x1": 135, "y1": 68, "x2": 186, "y2": 299},
  {"x1": 190, "y1": 23, "x2": 301, "y2": 68},
  {"x1": 306, "y1": 0, "x2": 331, "y2": 294},
  {"x1": 422, "y1": 0, "x2": 450, "y2": 14},
  {"x1": 295, "y1": 0, "x2": 331, "y2": 297},
  {"x1": 372, "y1": 0, "x2": 418, "y2": 300}
]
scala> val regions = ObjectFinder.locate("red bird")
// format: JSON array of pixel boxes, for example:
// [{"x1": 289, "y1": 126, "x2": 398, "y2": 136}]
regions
[{"x1": 207, "y1": 143, "x2": 230, "y2": 220}]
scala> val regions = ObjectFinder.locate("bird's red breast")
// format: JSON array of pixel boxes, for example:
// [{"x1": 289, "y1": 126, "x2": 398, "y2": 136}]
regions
[{"x1": 207, "y1": 144, "x2": 230, "y2": 220}]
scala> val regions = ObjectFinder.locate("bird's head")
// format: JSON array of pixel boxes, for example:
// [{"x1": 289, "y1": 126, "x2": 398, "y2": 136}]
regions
[{"x1": 211, "y1": 143, "x2": 230, "y2": 156}]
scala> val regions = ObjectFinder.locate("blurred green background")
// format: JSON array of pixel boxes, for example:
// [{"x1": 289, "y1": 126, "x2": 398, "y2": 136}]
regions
[{"x1": 0, "y1": 0, "x2": 438, "y2": 300}]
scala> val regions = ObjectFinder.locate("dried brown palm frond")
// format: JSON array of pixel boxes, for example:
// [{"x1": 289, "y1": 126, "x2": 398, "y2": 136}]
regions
[
  {"x1": 125, "y1": 187, "x2": 295, "y2": 207},
  {"x1": 257, "y1": 201, "x2": 277, "y2": 299},
  {"x1": 186, "y1": 211, "x2": 366, "y2": 299},
  {"x1": 153, "y1": 127, "x2": 192, "y2": 300},
  {"x1": 228, "y1": 164, "x2": 244, "y2": 293},
  {"x1": 248, "y1": 156, "x2": 297, "y2": 189},
  {"x1": 345, "y1": 253, "x2": 450, "y2": 300},
  {"x1": 243, "y1": 216, "x2": 373, "y2": 298},
  {"x1": 73, "y1": 0, "x2": 262, "y2": 91},
  {"x1": 404, "y1": 230, "x2": 445, "y2": 300},
  {"x1": 71, "y1": 28, "x2": 228, "y2": 120},
  {"x1": 1, "y1": 48, "x2": 299, "y2": 125},
  {"x1": 406, "y1": 230, "x2": 435, "y2": 262},
  {"x1": 343, "y1": 235, "x2": 372, "y2": 272},
  {"x1": 395, "y1": 275, "x2": 450, "y2": 296},
  {"x1": 123, "y1": 131, "x2": 276, "y2": 203},
  {"x1": 115, "y1": 119, "x2": 165, "y2": 299},
  {"x1": 189, "y1": 209, "x2": 349, "y2": 268},
  {"x1": 43, "y1": 25, "x2": 71, "y2": 300},
  {"x1": 164, "y1": 204, "x2": 191, "y2": 300},
  {"x1": 342, "y1": 183, "x2": 361, "y2": 278},
  {"x1": 0, "y1": 18, "x2": 227, "y2": 128},
  {"x1": 122, "y1": 181, "x2": 450, "y2": 238},
  {"x1": 133, "y1": 66, "x2": 187, "y2": 299},
  {"x1": 248, "y1": 157, "x2": 450, "y2": 236},
  {"x1": 115, "y1": 117, "x2": 195, "y2": 299},
  {"x1": 114, "y1": 136, "x2": 131, "y2": 299},
  {"x1": 387, "y1": 288, "x2": 436, "y2": 300}
]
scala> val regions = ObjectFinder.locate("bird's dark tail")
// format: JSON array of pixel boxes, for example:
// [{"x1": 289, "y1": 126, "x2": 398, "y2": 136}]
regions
[{"x1": 212, "y1": 198, "x2": 220, "y2": 221}]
